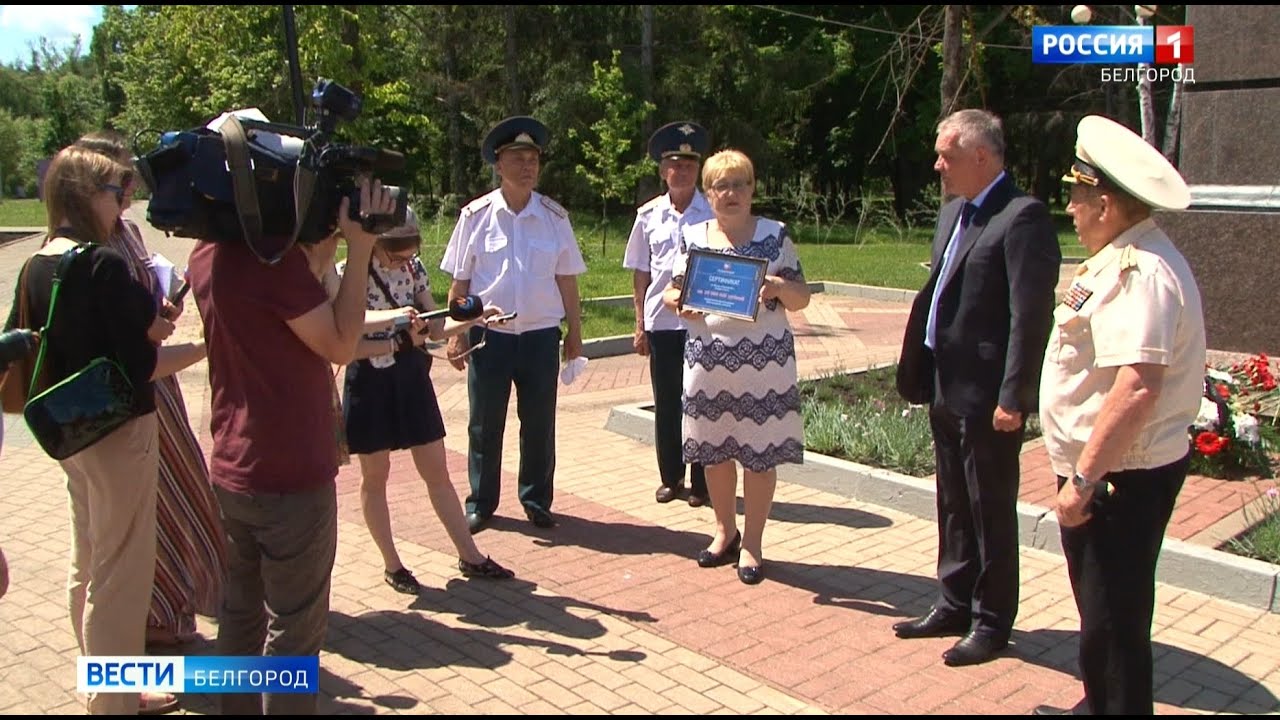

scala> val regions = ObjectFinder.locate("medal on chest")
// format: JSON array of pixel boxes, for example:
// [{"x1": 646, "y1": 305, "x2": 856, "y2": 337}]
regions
[{"x1": 1062, "y1": 281, "x2": 1094, "y2": 311}]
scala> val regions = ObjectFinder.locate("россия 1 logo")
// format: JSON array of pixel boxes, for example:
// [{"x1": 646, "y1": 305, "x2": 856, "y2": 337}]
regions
[{"x1": 1032, "y1": 25, "x2": 1195, "y2": 83}]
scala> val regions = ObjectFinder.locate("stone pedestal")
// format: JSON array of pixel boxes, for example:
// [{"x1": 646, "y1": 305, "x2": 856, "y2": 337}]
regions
[{"x1": 1157, "y1": 5, "x2": 1280, "y2": 354}]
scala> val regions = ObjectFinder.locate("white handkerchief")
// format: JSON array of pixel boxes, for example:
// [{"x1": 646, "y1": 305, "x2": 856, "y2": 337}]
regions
[{"x1": 560, "y1": 356, "x2": 589, "y2": 386}]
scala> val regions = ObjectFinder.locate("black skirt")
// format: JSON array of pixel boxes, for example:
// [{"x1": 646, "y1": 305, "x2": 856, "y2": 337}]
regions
[{"x1": 343, "y1": 349, "x2": 446, "y2": 455}]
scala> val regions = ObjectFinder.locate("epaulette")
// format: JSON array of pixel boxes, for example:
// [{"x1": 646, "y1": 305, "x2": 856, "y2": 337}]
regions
[
  {"x1": 540, "y1": 195, "x2": 567, "y2": 219},
  {"x1": 636, "y1": 195, "x2": 664, "y2": 215},
  {"x1": 1118, "y1": 245, "x2": 1139, "y2": 274},
  {"x1": 462, "y1": 194, "x2": 493, "y2": 218}
]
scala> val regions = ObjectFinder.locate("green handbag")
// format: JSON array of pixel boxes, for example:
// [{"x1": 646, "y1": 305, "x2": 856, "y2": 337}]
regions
[{"x1": 23, "y1": 245, "x2": 137, "y2": 461}]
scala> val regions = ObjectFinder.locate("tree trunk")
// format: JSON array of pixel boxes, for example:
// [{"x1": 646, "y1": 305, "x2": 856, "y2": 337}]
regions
[
  {"x1": 504, "y1": 6, "x2": 521, "y2": 114},
  {"x1": 443, "y1": 10, "x2": 466, "y2": 200},
  {"x1": 341, "y1": 6, "x2": 363, "y2": 93},
  {"x1": 940, "y1": 5, "x2": 964, "y2": 118},
  {"x1": 1162, "y1": 69, "x2": 1185, "y2": 163},
  {"x1": 640, "y1": 6, "x2": 655, "y2": 141},
  {"x1": 1136, "y1": 15, "x2": 1158, "y2": 146}
]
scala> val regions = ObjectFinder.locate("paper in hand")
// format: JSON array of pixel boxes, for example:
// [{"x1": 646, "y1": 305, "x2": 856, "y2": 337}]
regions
[
  {"x1": 151, "y1": 253, "x2": 178, "y2": 299},
  {"x1": 560, "y1": 356, "x2": 589, "y2": 386}
]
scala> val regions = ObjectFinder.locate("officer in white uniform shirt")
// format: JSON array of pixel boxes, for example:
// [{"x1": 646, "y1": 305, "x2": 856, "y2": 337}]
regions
[
  {"x1": 440, "y1": 116, "x2": 587, "y2": 534},
  {"x1": 623, "y1": 121, "x2": 714, "y2": 508},
  {"x1": 1033, "y1": 115, "x2": 1206, "y2": 717}
]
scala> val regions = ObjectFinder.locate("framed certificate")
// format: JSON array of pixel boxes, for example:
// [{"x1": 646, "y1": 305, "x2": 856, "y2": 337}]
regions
[{"x1": 678, "y1": 248, "x2": 769, "y2": 321}]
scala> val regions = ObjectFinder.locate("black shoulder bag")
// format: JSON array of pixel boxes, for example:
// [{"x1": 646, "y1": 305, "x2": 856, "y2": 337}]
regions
[{"x1": 23, "y1": 245, "x2": 137, "y2": 461}]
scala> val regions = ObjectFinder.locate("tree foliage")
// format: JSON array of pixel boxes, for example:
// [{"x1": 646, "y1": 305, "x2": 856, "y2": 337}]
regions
[
  {"x1": 0, "y1": 4, "x2": 1187, "y2": 217},
  {"x1": 569, "y1": 50, "x2": 655, "y2": 246}
]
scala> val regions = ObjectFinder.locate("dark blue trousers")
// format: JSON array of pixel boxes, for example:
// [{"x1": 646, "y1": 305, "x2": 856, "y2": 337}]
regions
[
  {"x1": 647, "y1": 329, "x2": 706, "y2": 495},
  {"x1": 464, "y1": 326, "x2": 560, "y2": 517}
]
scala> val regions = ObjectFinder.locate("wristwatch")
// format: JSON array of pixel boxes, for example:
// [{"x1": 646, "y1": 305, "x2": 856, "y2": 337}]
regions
[{"x1": 1071, "y1": 470, "x2": 1098, "y2": 491}]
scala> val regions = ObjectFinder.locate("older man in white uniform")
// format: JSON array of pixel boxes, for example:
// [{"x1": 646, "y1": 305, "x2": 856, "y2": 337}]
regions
[
  {"x1": 440, "y1": 116, "x2": 587, "y2": 533},
  {"x1": 1034, "y1": 115, "x2": 1206, "y2": 716}
]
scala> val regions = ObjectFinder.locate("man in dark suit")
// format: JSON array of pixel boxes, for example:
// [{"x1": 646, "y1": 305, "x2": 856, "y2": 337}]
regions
[{"x1": 894, "y1": 109, "x2": 1061, "y2": 667}]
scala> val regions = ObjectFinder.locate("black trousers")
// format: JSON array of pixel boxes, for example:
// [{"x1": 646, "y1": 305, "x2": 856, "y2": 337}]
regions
[
  {"x1": 647, "y1": 330, "x2": 706, "y2": 496},
  {"x1": 464, "y1": 326, "x2": 561, "y2": 517},
  {"x1": 929, "y1": 402, "x2": 1025, "y2": 639},
  {"x1": 1058, "y1": 454, "x2": 1188, "y2": 716}
]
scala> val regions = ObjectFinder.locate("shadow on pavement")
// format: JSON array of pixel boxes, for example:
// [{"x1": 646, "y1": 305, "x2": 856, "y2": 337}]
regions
[
  {"x1": 746, "y1": 498, "x2": 894, "y2": 530},
  {"x1": 497, "y1": 512, "x2": 710, "y2": 561},
  {"x1": 1011, "y1": 628, "x2": 1280, "y2": 714},
  {"x1": 325, "y1": 600, "x2": 647, "y2": 709},
  {"x1": 764, "y1": 559, "x2": 938, "y2": 619}
]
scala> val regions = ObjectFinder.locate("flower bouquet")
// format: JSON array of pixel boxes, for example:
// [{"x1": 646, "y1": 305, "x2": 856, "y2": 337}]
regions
[{"x1": 1189, "y1": 354, "x2": 1278, "y2": 479}]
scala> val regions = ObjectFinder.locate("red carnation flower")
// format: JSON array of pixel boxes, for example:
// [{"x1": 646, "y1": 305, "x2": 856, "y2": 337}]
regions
[{"x1": 1195, "y1": 431, "x2": 1229, "y2": 456}]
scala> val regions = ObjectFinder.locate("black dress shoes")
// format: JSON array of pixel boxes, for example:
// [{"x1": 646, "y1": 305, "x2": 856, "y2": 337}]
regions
[
  {"x1": 941, "y1": 631, "x2": 1009, "y2": 667},
  {"x1": 466, "y1": 513, "x2": 492, "y2": 535},
  {"x1": 892, "y1": 608, "x2": 970, "y2": 639},
  {"x1": 696, "y1": 531, "x2": 741, "y2": 568},
  {"x1": 737, "y1": 563, "x2": 764, "y2": 585},
  {"x1": 526, "y1": 508, "x2": 557, "y2": 528},
  {"x1": 655, "y1": 485, "x2": 682, "y2": 503}
]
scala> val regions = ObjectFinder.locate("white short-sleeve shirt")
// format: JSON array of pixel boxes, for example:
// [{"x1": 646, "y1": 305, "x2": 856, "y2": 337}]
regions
[
  {"x1": 622, "y1": 190, "x2": 713, "y2": 332},
  {"x1": 1039, "y1": 218, "x2": 1207, "y2": 477},
  {"x1": 440, "y1": 189, "x2": 587, "y2": 334},
  {"x1": 336, "y1": 256, "x2": 430, "y2": 369}
]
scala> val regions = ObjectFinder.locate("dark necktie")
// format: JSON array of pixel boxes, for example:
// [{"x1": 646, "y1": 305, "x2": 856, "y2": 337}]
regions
[{"x1": 924, "y1": 201, "x2": 977, "y2": 349}]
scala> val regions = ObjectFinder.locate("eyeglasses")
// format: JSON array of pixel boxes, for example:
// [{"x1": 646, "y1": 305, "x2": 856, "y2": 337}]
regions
[
  {"x1": 99, "y1": 183, "x2": 127, "y2": 206},
  {"x1": 385, "y1": 251, "x2": 418, "y2": 265},
  {"x1": 422, "y1": 326, "x2": 488, "y2": 362},
  {"x1": 709, "y1": 179, "x2": 753, "y2": 195}
]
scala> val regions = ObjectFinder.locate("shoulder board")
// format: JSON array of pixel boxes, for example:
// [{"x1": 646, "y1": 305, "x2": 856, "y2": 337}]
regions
[
  {"x1": 637, "y1": 195, "x2": 664, "y2": 214},
  {"x1": 540, "y1": 195, "x2": 567, "y2": 219},
  {"x1": 1118, "y1": 245, "x2": 1139, "y2": 274},
  {"x1": 462, "y1": 194, "x2": 493, "y2": 217}
]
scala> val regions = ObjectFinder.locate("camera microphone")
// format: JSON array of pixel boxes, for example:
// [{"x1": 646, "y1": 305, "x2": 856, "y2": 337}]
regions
[{"x1": 393, "y1": 295, "x2": 485, "y2": 335}]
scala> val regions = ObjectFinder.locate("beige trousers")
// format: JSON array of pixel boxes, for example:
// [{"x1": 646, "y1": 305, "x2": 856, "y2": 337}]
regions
[{"x1": 62, "y1": 413, "x2": 159, "y2": 715}]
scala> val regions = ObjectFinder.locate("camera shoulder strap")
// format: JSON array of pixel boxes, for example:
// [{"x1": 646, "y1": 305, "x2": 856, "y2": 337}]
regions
[
  {"x1": 368, "y1": 263, "x2": 399, "y2": 309},
  {"x1": 292, "y1": 160, "x2": 317, "y2": 249},
  {"x1": 220, "y1": 114, "x2": 265, "y2": 258}
]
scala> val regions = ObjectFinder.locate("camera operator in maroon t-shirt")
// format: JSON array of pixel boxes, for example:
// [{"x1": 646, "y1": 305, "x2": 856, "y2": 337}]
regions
[{"x1": 188, "y1": 179, "x2": 395, "y2": 715}]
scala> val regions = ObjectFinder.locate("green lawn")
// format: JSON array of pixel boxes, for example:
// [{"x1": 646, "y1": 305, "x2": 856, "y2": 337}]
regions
[
  {"x1": 0, "y1": 199, "x2": 47, "y2": 227},
  {"x1": 347, "y1": 214, "x2": 1086, "y2": 339}
]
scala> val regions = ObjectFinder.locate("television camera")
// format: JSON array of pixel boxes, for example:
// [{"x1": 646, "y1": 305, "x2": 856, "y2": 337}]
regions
[{"x1": 134, "y1": 78, "x2": 409, "y2": 265}]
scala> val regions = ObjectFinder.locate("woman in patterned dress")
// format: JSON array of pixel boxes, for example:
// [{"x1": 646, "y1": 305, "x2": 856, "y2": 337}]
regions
[
  {"x1": 74, "y1": 133, "x2": 227, "y2": 658},
  {"x1": 333, "y1": 211, "x2": 514, "y2": 595},
  {"x1": 664, "y1": 149, "x2": 809, "y2": 585}
]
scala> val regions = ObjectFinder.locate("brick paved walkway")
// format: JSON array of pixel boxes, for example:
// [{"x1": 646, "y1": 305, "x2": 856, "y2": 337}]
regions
[{"x1": 1, "y1": 211, "x2": 1277, "y2": 714}]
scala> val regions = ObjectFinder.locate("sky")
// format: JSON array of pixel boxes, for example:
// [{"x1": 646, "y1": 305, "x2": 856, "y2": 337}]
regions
[{"x1": 0, "y1": 5, "x2": 107, "y2": 66}]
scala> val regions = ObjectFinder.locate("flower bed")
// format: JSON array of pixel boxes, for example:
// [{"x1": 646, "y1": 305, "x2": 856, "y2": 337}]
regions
[
  {"x1": 1190, "y1": 353, "x2": 1278, "y2": 480},
  {"x1": 1226, "y1": 486, "x2": 1280, "y2": 566},
  {"x1": 799, "y1": 366, "x2": 1042, "y2": 478}
]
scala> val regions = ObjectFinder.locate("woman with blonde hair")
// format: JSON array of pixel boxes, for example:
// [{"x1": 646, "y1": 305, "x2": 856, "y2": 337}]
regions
[
  {"x1": 5, "y1": 145, "x2": 204, "y2": 714},
  {"x1": 73, "y1": 131, "x2": 226, "y2": 659},
  {"x1": 664, "y1": 149, "x2": 810, "y2": 585}
]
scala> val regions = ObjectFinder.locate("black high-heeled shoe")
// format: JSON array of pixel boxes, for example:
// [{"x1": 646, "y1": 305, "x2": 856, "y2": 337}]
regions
[
  {"x1": 697, "y1": 531, "x2": 741, "y2": 568},
  {"x1": 737, "y1": 562, "x2": 764, "y2": 585}
]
